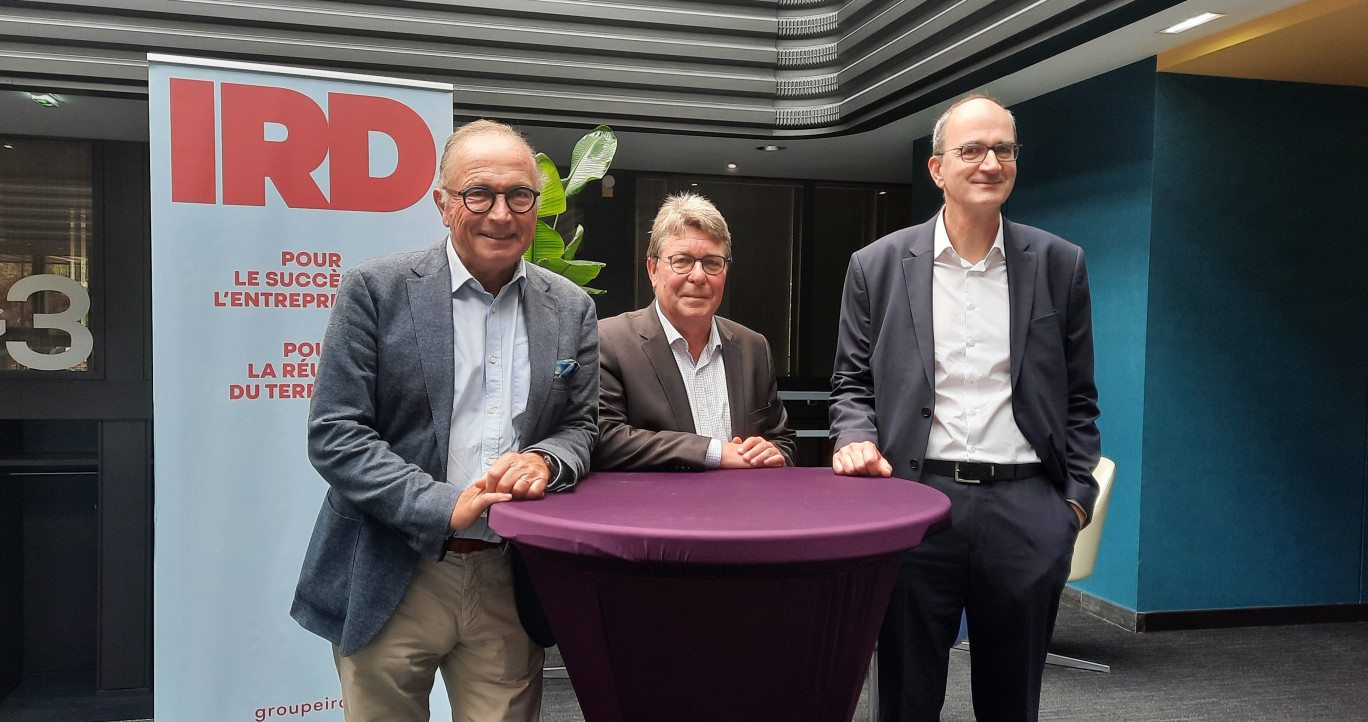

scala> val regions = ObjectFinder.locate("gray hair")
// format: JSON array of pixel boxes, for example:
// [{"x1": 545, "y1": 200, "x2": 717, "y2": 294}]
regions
[
  {"x1": 647, "y1": 192, "x2": 732, "y2": 259},
  {"x1": 931, "y1": 93, "x2": 1016, "y2": 154}
]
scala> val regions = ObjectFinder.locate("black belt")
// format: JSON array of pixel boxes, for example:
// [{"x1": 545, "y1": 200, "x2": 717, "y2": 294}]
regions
[
  {"x1": 923, "y1": 459, "x2": 1043, "y2": 483},
  {"x1": 445, "y1": 538, "x2": 504, "y2": 554}
]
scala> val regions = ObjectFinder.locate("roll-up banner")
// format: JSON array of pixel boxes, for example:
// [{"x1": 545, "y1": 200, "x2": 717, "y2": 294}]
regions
[{"x1": 149, "y1": 54, "x2": 452, "y2": 721}]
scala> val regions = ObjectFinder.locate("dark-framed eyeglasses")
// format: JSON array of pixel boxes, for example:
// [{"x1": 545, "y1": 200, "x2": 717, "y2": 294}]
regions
[
  {"x1": 444, "y1": 185, "x2": 540, "y2": 214},
  {"x1": 654, "y1": 254, "x2": 731, "y2": 276},
  {"x1": 936, "y1": 142, "x2": 1022, "y2": 164}
]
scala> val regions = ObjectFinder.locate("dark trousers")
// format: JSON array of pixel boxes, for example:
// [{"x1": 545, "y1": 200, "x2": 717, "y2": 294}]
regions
[{"x1": 877, "y1": 471, "x2": 1078, "y2": 722}]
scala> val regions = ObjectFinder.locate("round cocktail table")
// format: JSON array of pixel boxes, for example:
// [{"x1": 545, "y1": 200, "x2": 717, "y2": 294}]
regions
[{"x1": 490, "y1": 466, "x2": 951, "y2": 722}]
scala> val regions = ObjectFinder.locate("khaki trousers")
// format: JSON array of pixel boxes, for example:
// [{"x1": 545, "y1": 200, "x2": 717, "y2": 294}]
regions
[{"x1": 333, "y1": 546, "x2": 544, "y2": 722}]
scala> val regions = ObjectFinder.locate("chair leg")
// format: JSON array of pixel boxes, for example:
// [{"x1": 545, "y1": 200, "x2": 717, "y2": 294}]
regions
[
  {"x1": 954, "y1": 639, "x2": 1110, "y2": 673},
  {"x1": 1045, "y1": 652, "x2": 1110, "y2": 673}
]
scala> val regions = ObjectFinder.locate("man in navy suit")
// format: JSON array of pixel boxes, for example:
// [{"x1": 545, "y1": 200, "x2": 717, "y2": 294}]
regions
[
  {"x1": 292, "y1": 120, "x2": 598, "y2": 720},
  {"x1": 829, "y1": 94, "x2": 1101, "y2": 721}
]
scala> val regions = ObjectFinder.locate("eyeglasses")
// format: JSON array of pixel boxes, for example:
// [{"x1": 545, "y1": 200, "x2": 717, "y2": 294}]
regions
[
  {"x1": 936, "y1": 142, "x2": 1022, "y2": 164},
  {"x1": 444, "y1": 185, "x2": 540, "y2": 214},
  {"x1": 654, "y1": 254, "x2": 731, "y2": 276}
]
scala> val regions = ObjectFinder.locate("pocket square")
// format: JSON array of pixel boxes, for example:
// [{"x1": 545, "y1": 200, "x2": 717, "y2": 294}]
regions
[{"x1": 553, "y1": 359, "x2": 580, "y2": 378}]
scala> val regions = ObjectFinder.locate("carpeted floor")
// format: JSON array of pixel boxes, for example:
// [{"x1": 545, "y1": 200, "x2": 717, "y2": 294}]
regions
[
  {"x1": 0, "y1": 671, "x2": 151, "y2": 722},
  {"x1": 5, "y1": 594, "x2": 1366, "y2": 721},
  {"x1": 543, "y1": 594, "x2": 1368, "y2": 722}
]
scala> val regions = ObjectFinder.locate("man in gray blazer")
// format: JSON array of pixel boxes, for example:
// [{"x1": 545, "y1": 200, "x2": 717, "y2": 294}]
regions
[
  {"x1": 595, "y1": 192, "x2": 795, "y2": 471},
  {"x1": 292, "y1": 120, "x2": 598, "y2": 721},
  {"x1": 830, "y1": 95, "x2": 1100, "y2": 721}
]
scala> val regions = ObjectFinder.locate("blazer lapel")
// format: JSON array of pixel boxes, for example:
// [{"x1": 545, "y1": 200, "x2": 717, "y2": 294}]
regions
[
  {"x1": 407, "y1": 241, "x2": 456, "y2": 472},
  {"x1": 900, "y1": 223, "x2": 937, "y2": 390},
  {"x1": 521, "y1": 267, "x2": 559, "y2": 441},
  {"x1": 637, "y1": 305, "x2": 696, "y2": 433},
  {"x1": 1003, "y1": 220, "x2": 1039, "y2": 387},
  {"x1": 717, "y1": 319, "x2": 745, "y2": 436}
]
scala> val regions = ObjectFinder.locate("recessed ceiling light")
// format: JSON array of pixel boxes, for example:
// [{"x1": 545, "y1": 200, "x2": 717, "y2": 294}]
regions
[
  {"x1": 1160, "y1": 12, "x2": 1225, "y2": 34},
  {"x1": 755, "y1": 145, "x2": 787, "y2": 152},
  {"x1": 726, "y1": 163, "x2": 738, "y2": 170},
  {"x1": 29, "y1": 92, "x2": 61, "y2": 108},
  {"x1": 2, "y1": 144, "x2": 13, "y2": 150},
  {"x1": 878, "y1": 191, "x2": 888, "y2": 195}
]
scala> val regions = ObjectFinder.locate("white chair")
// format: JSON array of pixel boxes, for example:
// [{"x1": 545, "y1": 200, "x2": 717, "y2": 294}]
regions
[
  {"x1": 1045, "y1": 455, "x2": 1116, "y2": 673},
  {"x1": 952, "y1": 457, "x2": 1117, "y2": 671}
]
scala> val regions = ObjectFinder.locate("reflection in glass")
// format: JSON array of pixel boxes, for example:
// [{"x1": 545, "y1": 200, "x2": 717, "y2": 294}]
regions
[{"x1": 0, "y1": 138, "x2": 94, "y2": 372}]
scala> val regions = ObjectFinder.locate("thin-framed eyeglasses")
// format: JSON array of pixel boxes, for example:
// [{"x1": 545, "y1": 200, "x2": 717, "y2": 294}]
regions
[
  {"x1": 653, "y1": 254, "x2": 731, "y2": 276},
  {"x1": 936, "y1": 142, "x2": 1022, "y2": 164},
  {"x1": 444, "y1": 185, "x2": 540, "y2": 214}
]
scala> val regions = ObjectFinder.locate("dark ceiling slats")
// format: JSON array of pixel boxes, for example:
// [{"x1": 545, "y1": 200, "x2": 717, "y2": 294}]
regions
[{"x1": 0, "y1": 0, "x2": 1155, "y2": 135}]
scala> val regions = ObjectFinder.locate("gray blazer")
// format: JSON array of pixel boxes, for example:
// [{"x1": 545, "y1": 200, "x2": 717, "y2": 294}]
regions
[
  {"x1": 291, "y1": 240, "x2": 599, "y2": 655},
  {"x1": 829, "y1": 215, "x2": 1101, "y2": 519},
  {"x1": 594, "y1": 304, "x2": 796, "y2": 471}
]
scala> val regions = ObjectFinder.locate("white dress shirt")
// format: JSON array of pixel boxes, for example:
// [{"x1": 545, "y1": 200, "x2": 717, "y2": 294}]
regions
[
  {"x1": 445, "y1": 239, "x2": 530, "y2": 541},
  {"x1": 924, "y1": 209, "x2": 1039, "y2": 464},
  {"x1": 655, "y1": 302, "x2": 732, "y2": 468}
]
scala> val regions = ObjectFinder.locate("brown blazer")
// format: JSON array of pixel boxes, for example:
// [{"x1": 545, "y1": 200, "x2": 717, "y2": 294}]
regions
[{"x1": 594, "y1": 304, "x2": 796, "y2": 471}]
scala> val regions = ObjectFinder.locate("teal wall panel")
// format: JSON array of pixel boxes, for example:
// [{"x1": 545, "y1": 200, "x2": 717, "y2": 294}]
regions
[
  {"x1": 1140, "y1": 74, "x2": 1368, "y2": 610},
  {"x1": 898, "y1": 63, "x2": 1368, "y2": 613},
  {"x1": 1005, "y1": 59, "x2": 1159, "y2": 610}
]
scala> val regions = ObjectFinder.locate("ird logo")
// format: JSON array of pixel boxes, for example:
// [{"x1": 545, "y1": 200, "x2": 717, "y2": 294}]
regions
[{"x1": 169, "y1": 79, "x2": 437, "y2": 211}]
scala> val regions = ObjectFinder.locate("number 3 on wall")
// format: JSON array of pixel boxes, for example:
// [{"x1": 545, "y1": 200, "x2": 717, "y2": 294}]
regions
[{"x1": 1, "y1": 274, "x2": 95, "y2": 371}]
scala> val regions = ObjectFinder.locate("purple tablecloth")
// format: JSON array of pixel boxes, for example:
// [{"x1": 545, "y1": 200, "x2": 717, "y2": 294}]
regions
[{"x1": 489, "y1": 467, "x2": 951, "y2": 722}]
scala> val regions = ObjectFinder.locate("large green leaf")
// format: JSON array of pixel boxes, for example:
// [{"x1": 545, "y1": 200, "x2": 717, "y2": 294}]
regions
[
  {"x1": 564, "y1": 126, "x2": 617, "y2": 197},
  {"x1": 536, "y1": 256, "x2": 605, "y2": 286},
  {"x1": 526, "y1": 220, "x2": 565, "y2": 262},
  {"x1": 535, "y1": 153, "x2": 567, "y2": 217},
  {"x1": 563, "y1": 225, "x2": 585, "y2": 261}
]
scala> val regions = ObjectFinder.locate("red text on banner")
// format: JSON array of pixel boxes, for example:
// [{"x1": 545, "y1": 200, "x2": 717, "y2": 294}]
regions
[{"x1": 169, "y1": 81, "x2": 437, "y2": 212}]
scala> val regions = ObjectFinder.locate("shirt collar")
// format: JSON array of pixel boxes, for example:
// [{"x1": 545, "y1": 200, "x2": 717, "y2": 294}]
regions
[
  {"x1": 932, "y1": 206, "x2": 1006, "y2": 266},
  {"x1": 654, "y1": 300, "x2": 721, "y2": 353},
  {"x1": 445, "y1": 235, "x2": 526, "y2": 296}
]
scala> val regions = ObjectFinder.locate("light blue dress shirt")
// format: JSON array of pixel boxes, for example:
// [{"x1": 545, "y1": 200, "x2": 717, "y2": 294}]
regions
[{"x1": 445, "y1": 239, "x2": 530, "y2": 542}]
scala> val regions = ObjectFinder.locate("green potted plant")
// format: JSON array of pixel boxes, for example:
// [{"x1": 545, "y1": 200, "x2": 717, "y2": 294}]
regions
[{"x1": 526, "y1": 125, "x2": 616, "y2": 294}]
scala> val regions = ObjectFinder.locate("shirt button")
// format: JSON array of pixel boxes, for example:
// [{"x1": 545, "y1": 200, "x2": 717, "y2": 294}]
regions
[
  {"x1": 967, "y1": 303, "x2": 976, "y2": 310},
  {"x1": 489, "y1": 356, "x2": 498, "y2": 364},
  {"x1": 488, "y1": 406, "x2": 498, "y2": 414},
  {"x1": 969, "y1": 445, "x2": 978, "y2": 453},
  {"x1": 485, "y1": 456, "x2": 496, "y2": 465},
  {"x1": 969, "y1": 408, "x2": 979, "y2": 416},
  {"x1": 967, "y1": 338, "x2": 977, "y2": 347}
]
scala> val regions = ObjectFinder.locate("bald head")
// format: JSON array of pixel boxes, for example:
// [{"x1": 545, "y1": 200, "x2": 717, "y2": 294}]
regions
[
  {"x1": 931, "y1": 94, "x2": 1016, "y2": 154},
  {"x1": 437, "y1": 120, "x2": 545, "y2": 194}
]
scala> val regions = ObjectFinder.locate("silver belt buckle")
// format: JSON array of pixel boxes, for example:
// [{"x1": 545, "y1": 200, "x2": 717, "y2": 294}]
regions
[{"x1": 954, "y1": 462, "x2": 980, "y2": 484}]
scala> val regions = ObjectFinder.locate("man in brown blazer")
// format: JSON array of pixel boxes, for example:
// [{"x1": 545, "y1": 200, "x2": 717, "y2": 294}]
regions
[{"x1": 594, "y1": 192, "x2": 795, "y2": 471}]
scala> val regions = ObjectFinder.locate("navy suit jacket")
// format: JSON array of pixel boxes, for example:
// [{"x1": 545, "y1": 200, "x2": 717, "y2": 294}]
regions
[
  {"x1": 292, "y1": 240, "x2": 599, "y2": 655},
  {"x1": 829, "y1": 215, "x2": 1101, "y2": 520}
]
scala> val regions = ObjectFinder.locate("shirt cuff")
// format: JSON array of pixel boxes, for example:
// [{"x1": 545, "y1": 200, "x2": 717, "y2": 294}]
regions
[{"x1": 705, "y1": 438, "x2": 722, "y2": 469}]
